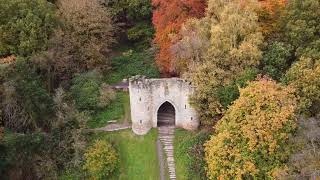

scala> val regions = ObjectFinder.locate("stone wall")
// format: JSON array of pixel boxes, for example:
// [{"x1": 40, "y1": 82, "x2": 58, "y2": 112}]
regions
[{"x1": 129, "y1": 76, "x2": 199, "y2": 135}]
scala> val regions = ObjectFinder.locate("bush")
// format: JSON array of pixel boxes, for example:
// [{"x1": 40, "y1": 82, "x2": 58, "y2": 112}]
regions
[
  {"x1": 0, "y1": 0, "x2": 57, "y2": 57},
  {"x1": 83, "y1": 140, "x2": 118, "y2": 179},
  {"x1": 284, "y1": 57, "x2": 320, "y2": 115},
  {"x1": 205, "y1": 78, "x2": 298, "y2": 179}
]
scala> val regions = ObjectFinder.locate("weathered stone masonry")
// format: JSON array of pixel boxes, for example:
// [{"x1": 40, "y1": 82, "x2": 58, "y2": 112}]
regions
[{"x1": 129, "y1": 76, "x2": 199, "y2": 135}]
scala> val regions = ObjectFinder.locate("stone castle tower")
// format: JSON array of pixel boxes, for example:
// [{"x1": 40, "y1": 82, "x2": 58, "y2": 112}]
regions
[{"x1": 129, "y1": 76, "x2": 199, "y2": 135}]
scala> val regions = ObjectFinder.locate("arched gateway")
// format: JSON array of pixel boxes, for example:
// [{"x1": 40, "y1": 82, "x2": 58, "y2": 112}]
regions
[{"x1": 129, "y1": 76, "x2": 199, "y2": 135}]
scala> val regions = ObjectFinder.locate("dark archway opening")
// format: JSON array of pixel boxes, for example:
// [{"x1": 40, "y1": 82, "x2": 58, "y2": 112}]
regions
[{"x1": 157, "y1": 101, "x2": 175, "y2": 126}]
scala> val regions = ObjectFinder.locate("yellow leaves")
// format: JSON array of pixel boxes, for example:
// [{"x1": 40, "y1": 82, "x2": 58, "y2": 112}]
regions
[
  {"x1": 205, "y1": 78, "x2": 298, "y2": 179},
  {"x1": 285, "y1": 57, "x2": 320, "y2": 114},
  {"x1": 83, "y1": 140, "x2": 118, "y2": 179}
]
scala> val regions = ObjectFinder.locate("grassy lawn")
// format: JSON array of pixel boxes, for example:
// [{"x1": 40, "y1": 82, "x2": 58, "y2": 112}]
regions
[
  {"x1": 91, "y1": 129, "x2": 160, "y2": 180},
  {"x1": 87, "y1": 92, "x2": 131, "y2": 128}
]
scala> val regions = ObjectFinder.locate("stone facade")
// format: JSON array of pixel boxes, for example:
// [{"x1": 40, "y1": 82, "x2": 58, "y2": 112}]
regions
[{"x1": 129, "y1": 76, "x2": 199, "y2": 135}]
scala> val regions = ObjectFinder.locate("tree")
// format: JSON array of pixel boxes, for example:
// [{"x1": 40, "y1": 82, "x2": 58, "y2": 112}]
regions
[
  {"x1": 152, "y1": 0, "x2": 206, "y2": 74},
  {"x1": 261, "y1": 41, "x2": 293, "y2": 80},
  {"x1": 83, "y1": 140, "x2": 118, "y2": 179},
  {"x1": 284, "y1": 57, "x2": 320, "y2": 115},
  {"x1": 282, "y1": 0, "x2": 320, "y2": 59},
  {"x1": 0, "y1": 0, "x2": 57, "y2": 57},
  {"x1": 35, "y1": 0, "x2": 116, "y2": 88},
  {"x1": 205, "y1": 78, "x2": 297, "y2": 179},
  {"x1": 171, "y1": 18, "x2": 211, "y2": 74},
  {"x1": 103, "y1": 0, "x2": 154, "y2": 47},
  {"x1": 49, "y1": 88, "x2": 89, "y2": 170},
  {"x1": 257, "y1": 0, "x2": 287, "y2": 37},
  {"x1": 184, "y1": 0, "x2": 263, "y2": 125},
  {"x1": 1, "y1": 59, "x2": 54, "y2": 133}
]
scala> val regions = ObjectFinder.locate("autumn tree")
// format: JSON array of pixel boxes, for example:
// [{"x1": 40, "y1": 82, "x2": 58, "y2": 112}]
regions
[
  {"x1": 171, "y1": 18, "x2": 211, "y2": 74},
  {"x1": 83, "y1": 140, "x2": 118, "y2": 179},
  {"x1": 152, "y1": 0, "x2": 206, "y2": 74},
  {"x1": 284, "y1": 57, "x2": 320, "y2": 115},
  {"x1": 174, "y1": 0, "x2": 263, "y2": 124},
  {"x1": 257, "y1": 0, "x2": 287, "y2": 37},
  {"x1": 205, "y1": 78, "x2": 297, "y2": 179},
  {"x1": 33, "y1": 0, "x2": 116, "y2": 90}
]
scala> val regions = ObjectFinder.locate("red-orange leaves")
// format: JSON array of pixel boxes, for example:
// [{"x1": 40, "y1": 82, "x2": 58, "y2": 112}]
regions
[{"x1": 152, "y1": 0, "x2": 206, "y2": 75}]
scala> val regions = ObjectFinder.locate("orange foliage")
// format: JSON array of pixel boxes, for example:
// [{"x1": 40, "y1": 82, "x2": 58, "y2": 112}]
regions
[
  {"x1": 0, "y1": 55, "x2": 16, "y2": 65},
  {"x1": 152, "y1": 0, "x2": 206, "y2": 75},
  {"x1": 258, "y1": 0, "x2": 287, "y2": 36},
  {"x1": 259, "y1": 0, "x2": 287, "y2": 14}
]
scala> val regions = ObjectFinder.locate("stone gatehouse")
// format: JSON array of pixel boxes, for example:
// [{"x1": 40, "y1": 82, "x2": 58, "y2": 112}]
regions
[{"x1": 129, "y1": 76, "x2": 199, "y2": 135}]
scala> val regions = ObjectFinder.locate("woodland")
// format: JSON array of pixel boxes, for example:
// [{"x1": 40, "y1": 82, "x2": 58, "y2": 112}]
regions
[{"x1": 0, "y1": 0, "x2": 319, "y2": 179}]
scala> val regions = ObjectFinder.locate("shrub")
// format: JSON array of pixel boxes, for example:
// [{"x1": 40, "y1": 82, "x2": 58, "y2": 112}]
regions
[
  {"x1": 83, "y1": 140, "x2": 118, "y2": 179},
  {"x1": 284, "y1": 57, "x2": 320, "y2": 115},
  {"x1": 205, "y1": 78, "x2": 298, "y2": 179},
  {"x1": 0, "y1": 0, "x2": 57, "y2": 57}
]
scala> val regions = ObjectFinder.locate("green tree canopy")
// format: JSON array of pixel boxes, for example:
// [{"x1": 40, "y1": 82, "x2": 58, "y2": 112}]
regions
[{"x1": 0, "y1": 0, "x2": 57, "y2": 57}]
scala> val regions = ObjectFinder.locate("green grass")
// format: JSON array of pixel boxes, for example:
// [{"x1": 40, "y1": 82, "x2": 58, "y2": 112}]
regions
[
  {"x1": 105, "y1": 49, "x2": 160, "y2": 84},
  {"x1": 174, "y1": 129, "x2": 210, "y2": 180},
  {"x1": 91, "y1": 129, "x2": 159, "y2": 180},
  {"x1": 87, "y1": 92, "x2": 131, "y2": 128},
  {"x1": 174, "y1": 129, "x2": 194, "y2": 180}
]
